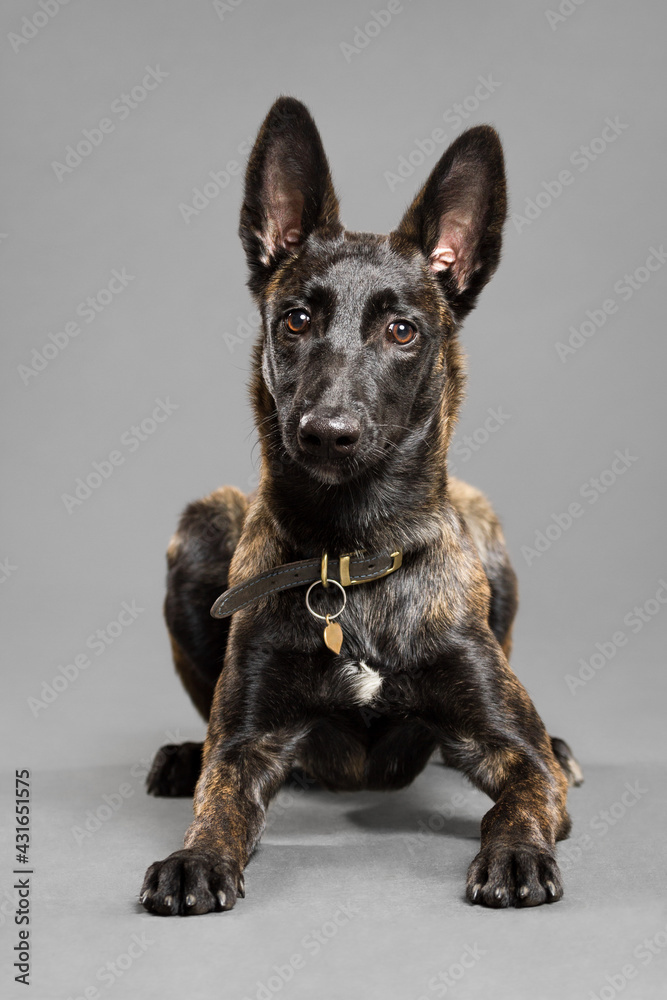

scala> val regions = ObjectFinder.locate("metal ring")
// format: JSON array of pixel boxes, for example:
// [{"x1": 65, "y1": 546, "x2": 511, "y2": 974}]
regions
[{"x1": 305, "y1": 578, "x2": 347, "y2": 621}]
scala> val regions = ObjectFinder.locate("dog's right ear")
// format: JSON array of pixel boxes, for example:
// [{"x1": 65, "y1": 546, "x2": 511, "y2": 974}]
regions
[{"x1": 239, "y1": 97, "x2": 341, "y2": 292}]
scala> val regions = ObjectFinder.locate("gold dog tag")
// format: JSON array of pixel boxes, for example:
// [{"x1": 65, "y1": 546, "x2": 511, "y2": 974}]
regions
[{"x1": 323, "y1": 615, "x2": 343, "y2": 654}]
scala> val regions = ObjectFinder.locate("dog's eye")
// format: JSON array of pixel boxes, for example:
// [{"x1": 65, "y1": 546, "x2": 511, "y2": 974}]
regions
[
  {"x1": 284, "y1": 309, "x2": 311, "y2": 334},
  {"x1": 388, "y1": 320, "x2": 417, "y2": 345}
]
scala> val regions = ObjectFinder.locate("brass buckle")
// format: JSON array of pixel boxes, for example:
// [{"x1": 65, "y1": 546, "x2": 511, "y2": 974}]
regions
[{"x1": 338, "y1": 548, "x2": 403, "y2": 587}]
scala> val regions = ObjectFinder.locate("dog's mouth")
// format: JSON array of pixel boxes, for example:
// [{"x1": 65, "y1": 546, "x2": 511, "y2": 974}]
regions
[
  {"x1": 291, "y1": 427, "x2": 422, "y2": 485},
  {"x1": 293, "y1": 449, "x2": 364, "y2": 485}
]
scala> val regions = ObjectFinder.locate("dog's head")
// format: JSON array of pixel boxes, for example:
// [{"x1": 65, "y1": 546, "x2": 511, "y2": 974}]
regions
[{"x1": 240, "y1": 97, "x2": 506, "y2": 486}]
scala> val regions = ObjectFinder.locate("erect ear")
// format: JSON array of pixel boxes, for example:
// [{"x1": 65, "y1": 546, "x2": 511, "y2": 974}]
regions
[
  {"x1": 392, "y1": 125, "x2": 506, "y2": 320},
  {"x1": 239, "y1": 97, "x2": 341, "y2": 292}
]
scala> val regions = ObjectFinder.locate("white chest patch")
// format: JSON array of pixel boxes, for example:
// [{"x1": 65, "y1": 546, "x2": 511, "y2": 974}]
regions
[{"x1": 339, "y1": 660, "x2": 383, "y2": 705}]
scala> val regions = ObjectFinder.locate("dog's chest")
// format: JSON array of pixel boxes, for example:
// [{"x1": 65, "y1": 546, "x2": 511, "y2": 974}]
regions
[
  {"x1": 319, "y1": 597, "x2": 421, "y2": 708},
  {"x1": 280, "y1": 564, "x2": 440, "y2": 709},
  {"x1": 333, "y1": 658, "x2": 384, "y2": 705},
  {"x1": 265, "y1": 570, "x2": 447, "y2": 718}
]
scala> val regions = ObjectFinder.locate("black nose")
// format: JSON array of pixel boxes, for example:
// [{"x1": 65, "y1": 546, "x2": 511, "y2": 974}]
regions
[{"x1": 297, "y1": 411, "x2": 361, "y2": 459}]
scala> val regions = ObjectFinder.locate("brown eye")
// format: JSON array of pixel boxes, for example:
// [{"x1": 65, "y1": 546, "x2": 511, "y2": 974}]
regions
[
  {"x1": 284, "y1": 309, "x2": 311, "y2": 334},
  {"x1": 388, "y1": 320, "x2": 416, "y2": 345}
]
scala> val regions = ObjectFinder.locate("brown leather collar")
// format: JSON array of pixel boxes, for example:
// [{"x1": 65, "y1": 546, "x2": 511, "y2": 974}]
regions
[{"x1": 210, "y1": 547, "x2": 403, "y2": 619}]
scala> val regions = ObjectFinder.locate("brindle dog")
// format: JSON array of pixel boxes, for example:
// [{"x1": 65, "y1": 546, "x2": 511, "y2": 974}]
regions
[{"x1": 140, "y1": 97, "x2": 582, "y2": 915}]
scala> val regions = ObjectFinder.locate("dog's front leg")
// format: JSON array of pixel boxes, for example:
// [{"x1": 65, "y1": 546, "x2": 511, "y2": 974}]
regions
[
  {"x1": 140, "y1": 717, "x2": 304, "y2": 915},
  {"x1": 435, "y1": 629, "x2": 571, "y2": 908}
]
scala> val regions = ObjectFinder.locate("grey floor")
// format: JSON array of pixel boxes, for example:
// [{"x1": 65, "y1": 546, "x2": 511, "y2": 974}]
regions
[{"x1": 2, "y1": 756, "x2": 665, "y2": 1000}]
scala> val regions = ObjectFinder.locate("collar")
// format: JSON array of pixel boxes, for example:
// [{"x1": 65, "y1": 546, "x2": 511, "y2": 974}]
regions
[{"x1": 210, "y1": 547, "x2": 403, "y2": 619}]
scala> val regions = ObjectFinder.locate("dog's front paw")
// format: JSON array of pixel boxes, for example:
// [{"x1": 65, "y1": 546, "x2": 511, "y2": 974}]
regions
[
  {"x1": 146, "y1": 742, "x2": 202, "y2": 797},
  {"x1": 140, "y1": 849, "x2": 244, "y2": 916},
  {"x1": 466, "y1": 843, "x2": 563, "y2": 908}
]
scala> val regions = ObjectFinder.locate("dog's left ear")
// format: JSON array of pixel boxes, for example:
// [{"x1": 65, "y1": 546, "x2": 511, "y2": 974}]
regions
[
  {"x1": 392, "y1": 125, "x2": 506, "y2": 320},
  {"x1": 239, "y1": 97, "x2": 341, "y2": 293}
]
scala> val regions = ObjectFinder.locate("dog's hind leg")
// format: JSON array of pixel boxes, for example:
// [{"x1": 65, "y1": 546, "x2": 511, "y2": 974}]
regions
[
  {"x1": 146, "y1": 740, "x2": 203, "y2": 797},
  {"x1": 446, "y1": 476, "x2": 583, "y2": 785},
  {"x1": 147, "y1": 486, "x2": 248, "y2": 797},
  {"x1": 550, "y1": 736, "x2": 584, "y2": 786},
  {"x1": 476, "y1": 526, "x2": 584, "y2": 787},
  {"x1": 447, "y1": 477, "x2": 518, "y2": 655}
]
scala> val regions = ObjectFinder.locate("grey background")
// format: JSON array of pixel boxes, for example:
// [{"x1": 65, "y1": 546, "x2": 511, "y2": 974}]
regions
[{"x1": 1, "y1": 0, "x2": 666, "y2": 997}]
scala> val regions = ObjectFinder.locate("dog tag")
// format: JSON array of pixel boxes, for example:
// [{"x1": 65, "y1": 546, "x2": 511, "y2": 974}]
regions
[{"x1": 323, "y1": 615, "x2": 343, "y2": 654}]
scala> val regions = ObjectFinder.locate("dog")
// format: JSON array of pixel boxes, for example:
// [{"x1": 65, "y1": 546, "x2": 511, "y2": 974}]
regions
[{"x1": 140, "y1": 96, "x2": 583, "y2": 916}]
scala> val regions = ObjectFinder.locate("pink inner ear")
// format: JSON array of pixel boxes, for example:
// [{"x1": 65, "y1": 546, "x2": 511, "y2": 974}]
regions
[
  {"x1": 429, "y1": 204, "x2": 479, "y2": 288},
  {"x1": 429, "y1": 246, "x2": 457, "y2": 272},
  {"x1": 272, "y1": 189, "x2": 304, "y2": 250},
  {"x1": 264, "y1": 158, "x2": 305, "y2": 253},
  {"x1": 282, "y1": 227, "x2": 302, "y2": 248}
]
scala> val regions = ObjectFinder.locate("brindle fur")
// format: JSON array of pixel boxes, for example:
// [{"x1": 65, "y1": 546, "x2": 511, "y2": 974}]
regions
[{"x1": 141, "y1": 98, "x2": 582, "y2": 915}]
